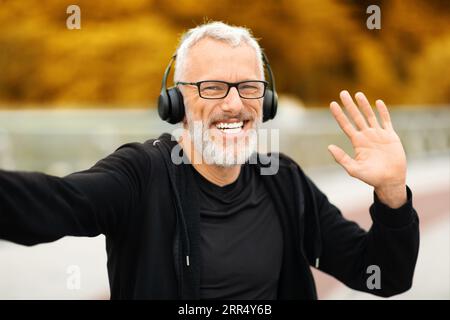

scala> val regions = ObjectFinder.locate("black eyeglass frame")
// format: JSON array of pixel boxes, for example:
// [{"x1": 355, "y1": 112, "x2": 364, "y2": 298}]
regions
[{"x1": 175, "y1": 80, "x2": 268, "y2": 99}]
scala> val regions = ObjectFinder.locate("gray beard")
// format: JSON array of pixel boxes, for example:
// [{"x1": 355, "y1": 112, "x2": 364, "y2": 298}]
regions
[{"x1": 186, "y1": 116, "x2": 261, "y2": 167}]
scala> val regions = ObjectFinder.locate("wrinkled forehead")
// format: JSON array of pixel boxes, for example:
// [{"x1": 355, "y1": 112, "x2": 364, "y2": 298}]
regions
[{"x1": 183, "y1": 37, "x2": 261, "y2": 81}]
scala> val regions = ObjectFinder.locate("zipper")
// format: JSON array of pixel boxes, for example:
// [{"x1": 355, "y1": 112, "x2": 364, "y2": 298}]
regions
[
  {"x1": 291, "y1": 168, "x2": 320, "y2": 299},
  {"x1": 173, "y1": 208, "x2": 183, "y2": 298},
  {"x1": 155, "y1": 138, "x2": 186, "y2": 299}
]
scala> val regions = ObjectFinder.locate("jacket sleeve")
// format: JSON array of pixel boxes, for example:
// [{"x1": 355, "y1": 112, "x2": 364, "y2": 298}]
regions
[
  {"x1": 0, "y1": 143, "x2": 149, "y2": 246},
  {"x1": 305, "y1": 175, "x2": 420, "y2": 297}
]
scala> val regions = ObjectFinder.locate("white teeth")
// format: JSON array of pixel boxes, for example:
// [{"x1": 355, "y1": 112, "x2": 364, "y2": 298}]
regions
[
  {"x1": 215, "y1": 121, "x2": 244, "y2": 129},
  {"x1": 220, "y1": 127, "x2": 242, "y2": 134}
]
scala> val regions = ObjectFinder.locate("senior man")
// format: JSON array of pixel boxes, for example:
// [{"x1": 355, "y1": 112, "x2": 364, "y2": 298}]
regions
[{"x1": 0, "y1": 21, "x2": 419, "y2": 299}]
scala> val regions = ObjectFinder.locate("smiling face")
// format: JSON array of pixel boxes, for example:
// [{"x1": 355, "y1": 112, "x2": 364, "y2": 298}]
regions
[{"x1": 179, "y1": 37, "x2": 264, "y2": 166}]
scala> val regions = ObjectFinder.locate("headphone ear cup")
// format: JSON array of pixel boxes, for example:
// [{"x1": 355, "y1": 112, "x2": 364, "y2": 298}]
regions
[
  {"x1": 166, "y1": 87, "x2": 185, "y2": 124},
  {"x1": 158, "y1": 90, "x2": 171, "y2": 122},
  {"x1": 263, "y1": 89, "x2": 278, "y2": 122}
]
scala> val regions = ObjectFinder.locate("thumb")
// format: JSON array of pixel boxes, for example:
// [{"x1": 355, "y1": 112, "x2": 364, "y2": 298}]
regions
[{"x1": 327, "y1": 144, "x2": 356, "y2": 176}]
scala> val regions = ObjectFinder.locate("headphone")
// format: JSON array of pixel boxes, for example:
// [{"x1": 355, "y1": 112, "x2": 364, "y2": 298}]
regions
[{"x1": 157, "y1": 51, "x2": 278, "y2": 124}]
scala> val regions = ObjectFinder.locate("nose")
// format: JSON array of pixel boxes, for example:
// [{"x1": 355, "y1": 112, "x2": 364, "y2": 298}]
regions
[{"x1": 221, "y1": 87, "x2": 244, "y2": 114}]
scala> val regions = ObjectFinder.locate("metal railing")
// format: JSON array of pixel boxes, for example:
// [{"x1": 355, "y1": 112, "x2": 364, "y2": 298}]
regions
[{"x1": 0, "y1": 105, "x2": 448, "y2": 175}]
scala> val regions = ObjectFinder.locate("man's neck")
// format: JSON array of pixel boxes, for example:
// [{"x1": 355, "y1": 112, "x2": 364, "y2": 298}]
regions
[{"x1": 179, "y1": 132, "x2": 241, "y2": 187}]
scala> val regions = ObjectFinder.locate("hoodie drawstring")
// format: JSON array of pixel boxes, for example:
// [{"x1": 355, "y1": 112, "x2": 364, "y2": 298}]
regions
[{"x1": 154, "y1": 139, "x2": 191, "y2": 267}]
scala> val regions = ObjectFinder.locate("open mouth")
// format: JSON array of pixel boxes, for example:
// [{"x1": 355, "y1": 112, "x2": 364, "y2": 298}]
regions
[{"x1": 212, "y1": 120, "x2": 249, "y2": 135}]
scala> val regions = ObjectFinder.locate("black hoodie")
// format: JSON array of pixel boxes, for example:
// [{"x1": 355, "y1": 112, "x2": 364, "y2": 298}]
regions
[{"x1": 0, "y1": 133, "x2": 419, "y2": 299}]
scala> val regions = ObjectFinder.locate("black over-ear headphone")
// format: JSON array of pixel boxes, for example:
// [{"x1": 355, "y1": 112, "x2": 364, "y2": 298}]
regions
[{"x1": 157, "y1": 51, "x2": 278, "y2": 124}]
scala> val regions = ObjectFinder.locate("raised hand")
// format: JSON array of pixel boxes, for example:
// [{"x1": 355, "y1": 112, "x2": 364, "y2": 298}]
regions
[{"x1": 328, "y1": 90, "x2": 407, "y2": 208}]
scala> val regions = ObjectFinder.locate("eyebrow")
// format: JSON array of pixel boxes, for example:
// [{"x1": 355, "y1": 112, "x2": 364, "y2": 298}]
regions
[{"x1": 188, "y1": 76, "x2": 262, "y2": 82}]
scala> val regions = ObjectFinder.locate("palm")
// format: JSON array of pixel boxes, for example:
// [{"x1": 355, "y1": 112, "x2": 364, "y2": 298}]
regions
[{"x1": 328, "y1": 91, "x2": 407, "y2": 189}]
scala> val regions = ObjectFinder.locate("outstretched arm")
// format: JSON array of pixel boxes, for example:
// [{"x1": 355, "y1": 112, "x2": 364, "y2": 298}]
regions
[{"x1": 0, "y1": 143, "x2": 149, "y2": 246}]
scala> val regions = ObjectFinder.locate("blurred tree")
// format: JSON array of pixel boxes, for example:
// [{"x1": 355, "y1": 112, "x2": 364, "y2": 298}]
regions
[
  {"x1": 0, "y1": 0, "x2": 448, "y2": 107},
  {"x1": 0, "y1": 0, "x2": 178, "y2": 107},
  {"x1": 407, "y1": 34, "x2": 450, "y2": 104}
]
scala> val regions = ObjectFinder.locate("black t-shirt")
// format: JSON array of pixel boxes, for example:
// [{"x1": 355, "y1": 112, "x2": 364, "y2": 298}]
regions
[{"x1": 191, "y1": 163, "x2": 283, "y2": 300}]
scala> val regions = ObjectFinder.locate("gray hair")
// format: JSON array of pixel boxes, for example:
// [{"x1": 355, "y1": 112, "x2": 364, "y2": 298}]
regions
[{"x1": 173, "y1": 21, "x2": 264, "y2": 82}]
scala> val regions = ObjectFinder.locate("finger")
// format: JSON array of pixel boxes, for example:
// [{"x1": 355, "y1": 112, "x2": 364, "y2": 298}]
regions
[
  {"x1": 330, "y1": 101, "x2": 357, "y2": 139},
  {"x1": 327, "y1": 144, "x2": 357, "y2": 176},
  {"x1": 375, "y1": 99, "x2": 393, "y2": 129},
  {"x1": 340, "y1": 90, "x2": 369, "y2": 130},
  {"x1": 355, "y1": 92, "x2": 380, "y2": 128}
]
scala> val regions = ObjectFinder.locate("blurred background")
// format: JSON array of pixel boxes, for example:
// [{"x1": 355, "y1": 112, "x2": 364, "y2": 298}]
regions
[{"x1": 0, "y1": 0, "x2": 448, "y2": 299}]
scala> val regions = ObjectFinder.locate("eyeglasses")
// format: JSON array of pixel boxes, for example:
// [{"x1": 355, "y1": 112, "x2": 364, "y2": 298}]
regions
[{"x1": 176, "y1": 80, "x2": 268, "y2": 99}]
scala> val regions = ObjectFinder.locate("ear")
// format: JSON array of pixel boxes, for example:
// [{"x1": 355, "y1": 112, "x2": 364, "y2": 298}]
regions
[{"x1": 182, "y1": 100, "x2": 188, "y2": 127}]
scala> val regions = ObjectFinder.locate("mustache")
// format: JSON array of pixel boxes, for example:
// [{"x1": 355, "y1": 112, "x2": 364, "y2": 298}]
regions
[{"x1": 207, "y1": 110, "x2": 255, "y2": 126}]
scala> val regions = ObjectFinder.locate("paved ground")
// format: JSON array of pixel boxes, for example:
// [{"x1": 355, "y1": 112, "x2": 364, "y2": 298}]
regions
[{"x1": 0, "y1": 153, "x2": 448, "y2": 299}]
